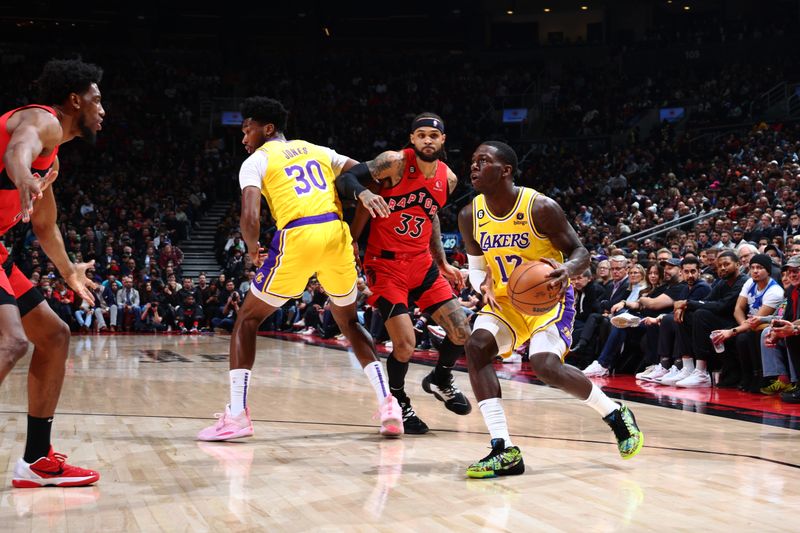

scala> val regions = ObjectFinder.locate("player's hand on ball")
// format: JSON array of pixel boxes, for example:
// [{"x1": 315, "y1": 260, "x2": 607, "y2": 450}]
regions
[
  {"x1": 540, "y1": 257, "x2": 568, "y2": 297},
  {"x1": 357, "y1": 190, "x2": 390, "y2": 218}
]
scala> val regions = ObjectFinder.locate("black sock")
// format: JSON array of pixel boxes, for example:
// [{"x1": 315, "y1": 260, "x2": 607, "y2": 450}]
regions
[
  {"x1": 387, "y1": 352, "x2": 409, "y2": 401},
  {"x1": 24, "y1": 415, "x2": 53, "y2": 463},
  {"x1": 434, "y1": 336, "x2": 463, "y2": 384}
]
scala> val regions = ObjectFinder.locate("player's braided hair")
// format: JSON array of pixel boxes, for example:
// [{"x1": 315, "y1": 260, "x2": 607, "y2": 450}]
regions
[
  {"x1": 36, "y1": 58, "x2": 103, "y2": 105},
  {"x1": 241, "y1": 97, "x2": 289, "y2": 132}
]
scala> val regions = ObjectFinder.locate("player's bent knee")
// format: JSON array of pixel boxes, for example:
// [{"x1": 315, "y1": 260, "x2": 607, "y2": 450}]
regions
[
  {"x1": 465, "y1": 334, "x2": 494, "y2": 364},
  {"x1": 49, "y1": 319, "x2": 71, "y2": 346},
  {"x1": 529, "y1": 354, "x2": 560, "y2": 384},
  {"x1": 393, "y1": 339, "x2": 415, "y2": 361}
]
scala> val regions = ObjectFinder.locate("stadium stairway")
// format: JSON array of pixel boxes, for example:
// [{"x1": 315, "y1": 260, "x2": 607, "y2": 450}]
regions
[{"x1": 179, "y1": 201, "x2": 232, "y2": 279}]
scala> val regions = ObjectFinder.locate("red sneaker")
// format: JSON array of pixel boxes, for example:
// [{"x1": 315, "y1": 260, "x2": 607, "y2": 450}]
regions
[{"x1": 12, "y1": 447, "x2": 100, "y2": 488}]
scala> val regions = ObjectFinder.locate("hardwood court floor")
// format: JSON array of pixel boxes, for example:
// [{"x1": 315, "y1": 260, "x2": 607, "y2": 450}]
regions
[{"x1": 1, "y1": 333, "x2": 799, "y2": 532}]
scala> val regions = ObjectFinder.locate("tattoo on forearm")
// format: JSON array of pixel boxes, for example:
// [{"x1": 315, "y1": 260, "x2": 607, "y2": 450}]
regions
[
  {"x1": 430, "y1": 215, "x2": 445, "y2": 259},
  {"x1": 367, "y1": 153, "x2": 395, "y2": 179}
]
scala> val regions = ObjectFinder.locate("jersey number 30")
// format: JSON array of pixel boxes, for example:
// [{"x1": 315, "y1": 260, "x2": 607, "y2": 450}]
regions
[{"x1": 286, "y1": 160, "x2": 327, "y2": 196}]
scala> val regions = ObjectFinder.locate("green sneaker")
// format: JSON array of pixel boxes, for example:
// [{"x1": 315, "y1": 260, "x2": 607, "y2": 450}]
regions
[
  {"x1": 603, "y1": 404, "x2": 644, "y2": 460},
  {"x1": 760, "y1": 379, "x2": 794, "y2": 395},
  {"x1": 466, "y1": 439, "x2": 525, "y2": 479}
]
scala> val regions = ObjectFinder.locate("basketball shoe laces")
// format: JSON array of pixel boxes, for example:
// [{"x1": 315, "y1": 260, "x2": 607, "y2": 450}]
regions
[
  {"x1": 211, "y1": 410, "x2": 230, "y2": 429},
  {"x1": 606, "y1": 407, "x2": 635, "y2": 443},
  {"x1": 435, "y1": 374, "x2": 462, "y2": 401},
  {"x1": 401, "y1": 401, "x2": 419, "y2": 422},
  {"x1": 44, "y1": 450, "x2": 69, "y2": 470}
]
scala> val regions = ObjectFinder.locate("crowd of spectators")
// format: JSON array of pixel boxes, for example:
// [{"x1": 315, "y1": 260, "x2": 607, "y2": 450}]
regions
[{"x1": 1, "y1": 29, "x2": 800, "y2": 402}]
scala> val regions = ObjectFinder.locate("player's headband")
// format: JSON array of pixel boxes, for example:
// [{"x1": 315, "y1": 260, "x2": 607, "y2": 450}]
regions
[{"x1": 411, "y1": 117, "x2": 445, "y2": 134}]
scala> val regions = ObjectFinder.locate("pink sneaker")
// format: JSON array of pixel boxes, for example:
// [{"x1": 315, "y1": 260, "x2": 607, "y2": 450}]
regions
[
  {"x1": 197, "y1": 405, "x2": 254, "y2": 442},
  {"x1": 379, "y1": 395, "x2": 403, "y2": 437}
]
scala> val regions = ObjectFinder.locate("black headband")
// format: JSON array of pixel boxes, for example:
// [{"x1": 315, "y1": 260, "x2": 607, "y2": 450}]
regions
[{"x1": 411, "y1": 117, "x2": 444, "y2": 134}]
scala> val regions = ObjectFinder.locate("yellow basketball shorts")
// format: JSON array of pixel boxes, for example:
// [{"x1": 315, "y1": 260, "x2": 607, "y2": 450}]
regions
[
  {"x1": 252, "y1": 213, "x2": 357, "y2": 300},
  {"x1": 475, "y1": 285, "x2": 575, "y2": 359}
]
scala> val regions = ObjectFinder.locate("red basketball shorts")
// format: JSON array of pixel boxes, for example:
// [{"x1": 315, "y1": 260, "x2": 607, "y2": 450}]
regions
[
  {"x1": 364, "y1": 249, "x2": 455, "y2": 318},
  {"x1": 0, "y1": 242, "x2": 43, "y2": 316}
]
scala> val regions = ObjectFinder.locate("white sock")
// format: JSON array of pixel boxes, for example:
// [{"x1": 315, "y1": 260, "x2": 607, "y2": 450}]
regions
[
  {"x1": 363, "y1": 361, "x2": 390, "y2": 405},
  {"x1": 682, "y1": 357, "x2": 695, "y2": 372},
  {"x1": 696, "y1": 360, "x2": 707, "y2": 372},
  {"x1": 582, "y1": 384, "x2": 619, "y2": 417},
  {"x1": 478, "y1": 398, "x2": 512, "y2": 446},
  {"x1": 229, "y1": 369, "x2": 251, "y2": 417}
]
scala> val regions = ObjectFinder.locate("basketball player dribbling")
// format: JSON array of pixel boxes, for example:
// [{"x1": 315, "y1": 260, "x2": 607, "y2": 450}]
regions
[
  {"x1": 348, "y1": 113, "x2": 472, "y2": 434},
  {"x1": 197, "y1": 97, "x2": 404, "y2": 441},
  {"x1": 0, "y1": 59, "x2": 104, "y2": 487},
  {"x1": 458, "y1": 141, "x2": 643, "y2": 478}
]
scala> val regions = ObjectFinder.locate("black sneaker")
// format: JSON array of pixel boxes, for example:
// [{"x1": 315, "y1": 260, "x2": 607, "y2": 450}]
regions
[
  {"x1": 603, "y1": 404, "x2": 644, "y2": 459},
  {"x1": 466, "y1": 438, "x2": 525, "y2": 479},
  {"x1": 398, "y1": 397, "x2": 429, "y2": 434},
  {"x1": 781, "y1": 387, "x2": 800, "y2": 403},
  {"x1": 422, "y1": 370, "x2": 472, "y2": 415}
]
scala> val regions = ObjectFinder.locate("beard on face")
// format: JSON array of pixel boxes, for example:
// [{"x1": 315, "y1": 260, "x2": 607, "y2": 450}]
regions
[
  {"x1": 78, "y1": 114, "x2": 97, "y2": 146},
  {"x1": 413, "y1": 145, "x2": 445, "y2": 163}
]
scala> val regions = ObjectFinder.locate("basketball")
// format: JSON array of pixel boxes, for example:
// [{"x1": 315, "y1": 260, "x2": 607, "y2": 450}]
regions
[{"x1": 507, "y1": 260, "x2": 562, "y2": 316}]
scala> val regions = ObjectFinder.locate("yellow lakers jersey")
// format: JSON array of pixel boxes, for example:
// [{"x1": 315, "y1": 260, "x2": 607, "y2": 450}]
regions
[
  {"x1": 257, "y1": 140, "x2": 343, "y2": 229},
  {"x1": 472, "y1": 187, "x2": 564, "y2": 298}
]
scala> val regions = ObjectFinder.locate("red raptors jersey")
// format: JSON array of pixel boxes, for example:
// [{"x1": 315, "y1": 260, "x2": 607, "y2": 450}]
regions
[
  {"x1": 0, "y1": 105, "x2": 59, "y2": 236},
  {"x1": 367, "y1": 148, "x2": 449, "y2": 255}
]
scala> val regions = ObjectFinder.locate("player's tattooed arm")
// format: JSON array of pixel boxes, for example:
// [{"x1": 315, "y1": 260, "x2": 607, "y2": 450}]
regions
[
  {"x1": 430, "y1": 214, "x2": 447, "y2": 266},
  {"x1": 532, "y1": 195, "x2": 590, "y2": 296},
  {"x1": 446, "y1": 168, "x2": 458, "y2": 195},
  {"x1": 366, "y1": 151, "x2": 405, "y2": 186}
]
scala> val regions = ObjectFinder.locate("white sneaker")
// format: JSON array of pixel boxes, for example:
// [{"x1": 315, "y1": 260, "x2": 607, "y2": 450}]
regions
[
  {"x1": 641, "y1": 365, "x2": 669, "y2": 382},
  {"x1": 635, "y1": 364, "x2": 657, "y2": 380},
  {"x1": 676, "y1": 368, "x2": 712, "y2": 388},
  {"x1": 426, "y1": 325, "x2": 446, "y2": 341},
  {"x1": 610, "y1": 312, "x2": 642, "y2": 329},
  {"x1": 656, "y1": 365, "x2": 691, "y2": 386},
  {"x1": 383, "y1": 340, "x2": 393, "y2": 350},
  {"x1": 583, "y1": 360, "x2": 609, "y2": 377},
  {"x1": 503, "y1": 353, "x2": 523, "y2": 363}
]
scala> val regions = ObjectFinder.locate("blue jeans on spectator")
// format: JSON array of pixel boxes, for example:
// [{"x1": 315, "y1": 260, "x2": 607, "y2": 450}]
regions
[
  {"x1": 212, "y1": 316, "x2": 236, "y2": 332},
  {"x1": 761, "y1": 327, "x2": 798, "y2": 380},
  {"x1": 75, "y1": 309, "x2": 93, "y2": 329},
  {"x1": 598, "y1": 326, "x2": 628, "y2": 369}
]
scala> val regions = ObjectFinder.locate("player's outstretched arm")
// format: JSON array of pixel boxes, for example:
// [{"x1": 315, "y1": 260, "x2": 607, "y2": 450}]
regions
[
  {"x1": 30, "y1": 161, "x2": 97, "y2": 304},
  {"x1": 336, "y1": 157, "x2": 390, "y2": 219},
  {"x1": 532, "y1": 196, "x2": 590, "y2": 296}
]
